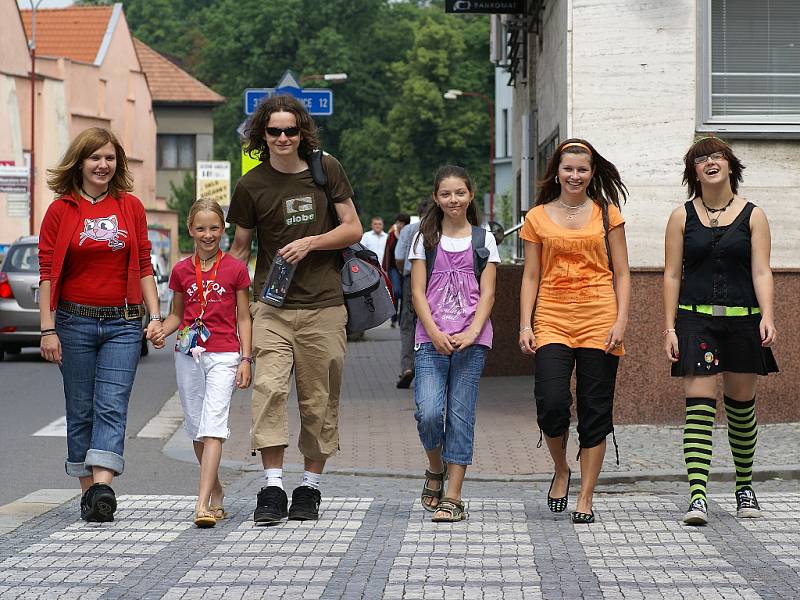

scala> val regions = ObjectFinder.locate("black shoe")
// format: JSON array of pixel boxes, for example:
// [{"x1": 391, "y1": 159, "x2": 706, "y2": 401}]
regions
[
  {"x1": 396, "y1": 370, "x2": 414, "y2": 389},
  {"x1": 253, "y1": 486, "x2": 288, "y2": 524},
  {"x1": 682, "y1": 497, "x2": 708, "y2": 525},
  {"x1": 288, "y1": 485, "x2": 321, "y2": 521},
  {"x1": 735, "y1": 487, "x2": 762, "y2": 518},
  {"x1": 547, "y1": 469, "x2": 570, "y2": 513},
  {"x1": 81, "y1": 483, "x2": 116, "y2": 522}
]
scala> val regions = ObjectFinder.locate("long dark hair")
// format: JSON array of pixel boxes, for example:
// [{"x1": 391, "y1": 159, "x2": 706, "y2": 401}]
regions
[
  {"x1": 682, "y1": 136, "x2": 744, "y2": 199},
  {"x1": 536, "y1": 138, "x2": 627, "y2": 208},
  {"x1": 418, "y1": 165, "x2": 479, "y2": 251},
  {"x1": 243, "y1": 94, "x2": 320, "y2": 161}
]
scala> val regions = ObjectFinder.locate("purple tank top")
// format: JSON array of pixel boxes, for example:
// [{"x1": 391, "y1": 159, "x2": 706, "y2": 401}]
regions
[{"x1": 415, "y1": 243, "x2": 493, "y2": 349}]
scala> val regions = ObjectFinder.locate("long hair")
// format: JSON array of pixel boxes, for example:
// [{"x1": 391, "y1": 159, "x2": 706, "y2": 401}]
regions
[
  {"x1": 46, "y1": 127, "x2": 133, "y2": 199},
  {"x1": 243, "y1": 94, "x2": 320, "y2": 161},
  {"x1": 418, "y1": 165, "x2": 479, "y2": 251},
  {"x1": 535, "y1": 138, "x2": 627, "y2": 208},
  {"x1": 682, "y1": 136, "x2": 744, "y2": 199},
  {"x1": 187, "y1": 197, "x2": 225, "y2": 230}
]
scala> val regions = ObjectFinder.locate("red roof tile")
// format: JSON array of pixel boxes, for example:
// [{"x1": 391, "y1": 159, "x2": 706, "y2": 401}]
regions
[
  {"x1": 134, "y1": 38, "x2": 224, "y2": 105},
  {"x1": 21, "y1": 6, "x2": 114, "y2": 64}
]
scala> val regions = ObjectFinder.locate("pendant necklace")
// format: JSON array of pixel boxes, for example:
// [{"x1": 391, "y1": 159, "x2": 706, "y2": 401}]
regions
[
  {"x1": 701, "y1": 195, "x2": 734, "y2": 228},
  {"x1": 557, "y1": 198, "x2": 590, "y2": 220},
  {"x1": 81, "y1": 187, "x2": 109, "y2": 204}
]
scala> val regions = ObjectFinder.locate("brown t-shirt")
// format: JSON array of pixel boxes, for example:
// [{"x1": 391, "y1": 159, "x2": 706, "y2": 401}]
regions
[{"x1": 227, "y1": 153, "x2": 353, "y2": 309}]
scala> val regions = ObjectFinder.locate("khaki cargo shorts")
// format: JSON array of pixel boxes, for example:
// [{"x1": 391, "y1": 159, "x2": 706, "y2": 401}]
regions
[{"x1": 250, "y1": 302, "x2": 347, "y2": 461}]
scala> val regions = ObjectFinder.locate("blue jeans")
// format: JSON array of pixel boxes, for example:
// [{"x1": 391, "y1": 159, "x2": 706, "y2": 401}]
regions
[
  {"x1": 56, "y1": 309, "x2": 142, "y2": 477},
  {"x1": 414, "y1": 342, "x2": 487, "y2": 465}
]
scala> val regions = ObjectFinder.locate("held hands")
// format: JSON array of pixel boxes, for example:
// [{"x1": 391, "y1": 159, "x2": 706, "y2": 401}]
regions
[
  {"x1": 279, "y1": 236, "x2": 315, "y2": 264},
  {"x1": 451, "y1": 328, "x2": 479, "y2": 352},
  {"x1": 760, "y1": 317, "x2": 777, "y2": 347},
  {"x1": 236, "y1": 361, "x2": 251, "y2": 389},
  {"x1": 146, "y1": 320, "x2": 166, "y2": 349},
  {"x1": 430, "y1": 328, "x2": 455, "y2": 356},
  {"x1": 40, "y1": 333, "x2": 62, "y2": 365},
  {"x1": 664, "y1": 331, "x2": 680, "y2": 363},
  {"x1": 604, "y1": 320, "x2": 626, "y2": 354},
  {"x1": 519, "y1": 327, "x2": 536, "y2": 355}
]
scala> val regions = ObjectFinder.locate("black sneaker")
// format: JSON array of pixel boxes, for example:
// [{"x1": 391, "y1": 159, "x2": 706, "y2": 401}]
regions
[
  {"x1": 682, "y1": 497, "x2": 708, "y2": 525},
  {"x1": 288, "y1": 485, "x2": 321, "y2": 521},
  {"x1": 735, "y1": 487, "x2": 762, "y2": 518},
  {"x1": 253, "y1": 486, "x2": 288, "y2": 524},
  {"x1": 81, "y1": 483, "x2": 116, "y2": 522}
]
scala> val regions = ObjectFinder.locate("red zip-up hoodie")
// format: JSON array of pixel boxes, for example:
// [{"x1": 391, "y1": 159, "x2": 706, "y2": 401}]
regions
[{"x1": 38, "y1": 191, "x2": 153, "y2": 310}]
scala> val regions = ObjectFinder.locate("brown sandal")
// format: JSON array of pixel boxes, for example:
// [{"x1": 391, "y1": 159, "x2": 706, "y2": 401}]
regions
[
  {"x1": 431, "y1": 497, "x2": 467, "y2": 522},
  {"x1": 209, "y1": 504, "x2": 228, "y2": 520},
  {"x1": 421, "y1": 465, "x2": 447, "y2": 512},
  {"x1": 194, "y1": 510, "x2": 217, "y2": 528}
]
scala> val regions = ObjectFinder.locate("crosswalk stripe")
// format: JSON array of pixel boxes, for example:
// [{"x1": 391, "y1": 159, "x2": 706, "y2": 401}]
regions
[{"x1": 31, "y1": 416, "x2": 66, "y2": 437}]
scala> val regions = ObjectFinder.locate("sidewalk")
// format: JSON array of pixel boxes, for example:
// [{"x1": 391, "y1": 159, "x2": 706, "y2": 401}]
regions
[{"x1": 178, "y1": 325, "x2": 799, "y2": 482}]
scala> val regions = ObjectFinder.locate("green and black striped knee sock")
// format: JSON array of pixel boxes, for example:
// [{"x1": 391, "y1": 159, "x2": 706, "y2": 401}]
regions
[
  {"x1": 724, "y1": 395, "x2": 758, "y2": 491},
  {"x1": 684, "y1": 397, "x2": 716, "y2": 502}
]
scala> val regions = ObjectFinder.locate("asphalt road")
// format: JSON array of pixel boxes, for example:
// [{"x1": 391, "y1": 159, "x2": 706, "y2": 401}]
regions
[{"x1": 0, "y1": 337, "x2": 239, "y2": 506}]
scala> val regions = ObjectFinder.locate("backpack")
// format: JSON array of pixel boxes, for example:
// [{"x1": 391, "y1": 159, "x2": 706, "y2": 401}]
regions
[
  {"x1": 423, "y1": 226, "x2": 491, "y2": 288},
  {"x1": 309, "y1": 150, "x2": 396, "y2": 334}
]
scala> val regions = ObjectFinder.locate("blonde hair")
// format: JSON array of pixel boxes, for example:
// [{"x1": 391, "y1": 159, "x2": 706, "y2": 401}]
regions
[
  {"x1": 187, "y1": 198, "x2": 225, "y2": 229},
  {"x1": 47, "y1": 127, "x2": 133, "y2": 198}
]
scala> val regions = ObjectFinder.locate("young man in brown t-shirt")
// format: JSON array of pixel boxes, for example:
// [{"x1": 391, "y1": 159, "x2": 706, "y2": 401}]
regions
[{"x1": 228, "y1": 95, "x2": 361, "y2": 523}]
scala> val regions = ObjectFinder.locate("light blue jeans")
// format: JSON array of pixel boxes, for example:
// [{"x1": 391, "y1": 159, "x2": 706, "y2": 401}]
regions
[
  {"x1": 56, "y1": 308, "x2": 142, "y2": 477},
  {"x1": 413, "y1": 342, "x2": 487, "y2": 465}
]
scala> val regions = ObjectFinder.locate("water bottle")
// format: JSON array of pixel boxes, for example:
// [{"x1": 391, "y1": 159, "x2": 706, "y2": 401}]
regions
[{"x1": 260, "y1": 255, "x2": 296, "y2": 307}]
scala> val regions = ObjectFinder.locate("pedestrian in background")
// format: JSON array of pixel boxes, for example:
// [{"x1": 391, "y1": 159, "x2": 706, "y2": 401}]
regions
[
  {"x1": 383, "y1": 213, "x2": 411, "y2": 327},
  {"x1": 411, "y1": 165, "x2": 499, "y2": 522},
  {"x1": 663, "y1": 137, "x2": 777, "y2": 526},
  {"x1": 228, "y1": 94, "x2": 361, "y2": 524},
  {"x1": 394, "y1": 200, "x2": 430, "y2": 389},
  {"x1": 519, "y1": 139, "x2": 630, "y2": 525},
  {"x1": 361, "y1": 216, "x2": 388, "y2": 264},
  {"x1": 38, "y1": 127, "x2": 163, "y2": 522},
  {"x1": 152, "y1": 198, "x2": 252, "y2": 528}
]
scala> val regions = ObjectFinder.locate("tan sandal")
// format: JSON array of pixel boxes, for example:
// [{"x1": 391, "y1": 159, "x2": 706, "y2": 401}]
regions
[
  {"x1": 209, "y1": 504, "x2": 228, "y2": 520},
  {"x1": 421, "y1": 465, "x2": 447, "y2": 512},
  {"x1": 431, "y1": 497, "x2": 467, "y2": 522},
  {"x1": 194, "y1": 510, "x2": 217, "y2": 528}
]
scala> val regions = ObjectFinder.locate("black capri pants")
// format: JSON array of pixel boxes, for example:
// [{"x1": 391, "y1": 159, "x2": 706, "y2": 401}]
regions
[{"x1": 534, "y1": 343, "x2": 619, "y2": 449}]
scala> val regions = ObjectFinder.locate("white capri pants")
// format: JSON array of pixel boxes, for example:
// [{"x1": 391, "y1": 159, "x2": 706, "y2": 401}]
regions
[{"x1": 175, "y1": 351, "x2": 239, "y2": 441}]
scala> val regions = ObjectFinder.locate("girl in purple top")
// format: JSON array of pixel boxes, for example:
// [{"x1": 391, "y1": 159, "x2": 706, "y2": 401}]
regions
[{"x1": 409, "y1": 165, "x2": 500, "y2": 522}]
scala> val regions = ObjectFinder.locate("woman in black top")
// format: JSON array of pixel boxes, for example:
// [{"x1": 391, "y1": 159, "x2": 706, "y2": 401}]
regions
[{"x1": 663, "y1": 136, "x2": 777, "y2": 526}]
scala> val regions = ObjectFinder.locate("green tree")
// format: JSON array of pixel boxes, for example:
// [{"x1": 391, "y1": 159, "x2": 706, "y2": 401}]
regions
[{"x1": 167, "y1": 172, "x2": 195, "y2": 253}]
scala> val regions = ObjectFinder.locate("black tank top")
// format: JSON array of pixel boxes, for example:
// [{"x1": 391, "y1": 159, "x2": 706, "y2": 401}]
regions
[{"x1": 678, "y1": 201, "x2": 758, "y2": 307}]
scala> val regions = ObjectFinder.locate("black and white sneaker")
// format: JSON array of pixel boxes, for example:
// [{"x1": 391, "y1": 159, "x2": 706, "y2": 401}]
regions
[
  {"x1": 253, "y1": 486, "x2": 288, "y2": 524},
  {"x1": 682, "y1": 497, "x2": 708, "y2": 525},
  {"x1": 288, "y1": 486, "x2": 321, "y2": 521},
  {"x1": 81, "y1": 483, "x2": 116, "y2": 523},
  {"x1": 735, "y1": 487, "x2": 762, "y2": 518}
]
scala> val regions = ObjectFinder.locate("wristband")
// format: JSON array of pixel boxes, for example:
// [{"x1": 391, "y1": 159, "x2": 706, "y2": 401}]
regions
[
  {"x1": 519, "y1": 326, "x2": 532, "y2": 333},
  {"x1": 149, "y1": 315, "x2": 163, "y2": 322},
  {"x1": 241, "y1": 356, "x2": 254, "y2": 364},
  {"x1": 40, "y1": 328, "x2": 56, "y2": 335},
  {"x1": 662, "y1": 328, "x2": 676, "y2": 336}
]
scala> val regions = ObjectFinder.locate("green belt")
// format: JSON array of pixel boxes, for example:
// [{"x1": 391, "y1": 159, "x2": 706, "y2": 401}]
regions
[{"x1": 678, "y1": 304, "x2": 760, "y2": 317}]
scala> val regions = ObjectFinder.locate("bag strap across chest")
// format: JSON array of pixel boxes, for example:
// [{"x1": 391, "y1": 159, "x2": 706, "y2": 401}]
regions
[{"x1": 424, "y1": 226, "x2": 490, "y2": 289}]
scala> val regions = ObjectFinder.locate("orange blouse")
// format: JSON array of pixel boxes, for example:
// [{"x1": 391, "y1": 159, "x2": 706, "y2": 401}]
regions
[{"x1": 520, "y1": 202, "x2": 625, "y2": 356}]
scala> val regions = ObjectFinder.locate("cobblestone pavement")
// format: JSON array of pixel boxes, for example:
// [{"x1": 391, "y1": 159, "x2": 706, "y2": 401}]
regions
[{"x1": 2, "y1": 472, "x2": 799, "y2": 599}]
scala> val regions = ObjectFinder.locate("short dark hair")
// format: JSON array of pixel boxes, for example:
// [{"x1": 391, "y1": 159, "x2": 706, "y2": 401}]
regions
[
  {"x1": 682, "y1": 136, "x2": 744, "y2": 199},
  {"x1": 243, "y1": 94, "x2": 320, "y2": 161},
  {"x1": 395, "y1": 213, "x2": 411, "y2": 225}
]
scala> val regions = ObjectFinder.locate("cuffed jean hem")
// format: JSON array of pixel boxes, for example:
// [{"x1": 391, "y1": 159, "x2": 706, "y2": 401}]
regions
[
  {"x1": 440, "y1": 454, "x2": 473, "y2": 466},
  {"x1": 65, "y1": 460, "x2": 93, "y2": 478},
  {"x1": 85, "y1": 448, "x2": 124, "y2": 476}
]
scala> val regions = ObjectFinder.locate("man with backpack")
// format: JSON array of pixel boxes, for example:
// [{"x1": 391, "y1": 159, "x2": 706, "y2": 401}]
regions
[{"x1": 228, "y1": 95, "x2": 361, "y2": 524}]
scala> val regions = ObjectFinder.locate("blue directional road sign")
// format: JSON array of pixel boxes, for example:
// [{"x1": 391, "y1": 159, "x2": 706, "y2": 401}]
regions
[{"x1": 244, "y1": 87, "x2": 333, "y2": 116}]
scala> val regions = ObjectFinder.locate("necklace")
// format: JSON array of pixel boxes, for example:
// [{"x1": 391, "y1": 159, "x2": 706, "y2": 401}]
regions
[
  {"x1": 701, "y1": 195, "x2": 734, "y2": 227},
  {"x1": 557, "y1": 198, "x2": 590, "y2": 220},
  {"x1": 81, "y1": 187, "x2": 109, "y2": 204}
]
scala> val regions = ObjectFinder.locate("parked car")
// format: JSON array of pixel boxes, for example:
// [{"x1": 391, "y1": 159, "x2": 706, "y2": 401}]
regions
[{"x1": 0, "y1": 236, "x2": 153, "y2": 360}]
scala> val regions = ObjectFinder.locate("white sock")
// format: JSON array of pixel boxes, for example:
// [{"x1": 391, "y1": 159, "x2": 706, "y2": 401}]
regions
[
  {"x1": 265, "y1": 468, "x2": 283, "y2": 490},
  {"x1": 302, "y1": 471, "x2": 321, "y2": 490}
]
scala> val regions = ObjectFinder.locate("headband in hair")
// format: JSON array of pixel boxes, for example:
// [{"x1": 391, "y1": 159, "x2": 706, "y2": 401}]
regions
[
  {"x1": 560, "y1": 142, "x2": 591, "y2": 154},
  {"x1": 691, "y1": 135, "x2": 730, "y2": 148}
]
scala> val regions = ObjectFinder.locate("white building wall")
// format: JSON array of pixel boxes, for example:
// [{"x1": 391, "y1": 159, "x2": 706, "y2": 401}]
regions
[{"x1": 537, "y1": 0, "x2": 567, "y2": 149}]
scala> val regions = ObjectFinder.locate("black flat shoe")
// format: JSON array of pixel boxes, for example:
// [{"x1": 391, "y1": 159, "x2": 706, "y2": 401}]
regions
[
  {"x1": 571, "y1": 510, "x2": 595, "y2": 524},
  {"x1": 547, "y1": 469, "x2": 570, "y2": 513}
]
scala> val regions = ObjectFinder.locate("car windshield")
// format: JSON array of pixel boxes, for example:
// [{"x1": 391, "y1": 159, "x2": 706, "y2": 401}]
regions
[{"x1": 3, "y1": 244, "x2": 39, "y2": 273}]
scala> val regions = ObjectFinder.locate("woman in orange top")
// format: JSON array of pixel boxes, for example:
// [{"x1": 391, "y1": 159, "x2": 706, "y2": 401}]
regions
[{"x1": 519, "y1": 139, "x2": 630, "y2": 524}]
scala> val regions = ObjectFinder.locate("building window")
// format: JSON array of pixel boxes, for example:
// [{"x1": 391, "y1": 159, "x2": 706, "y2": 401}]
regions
[
  {"x1": 157, "y1": 135, "x2": 196, "y2": 169},
  {"x1": 502, "y1": 109, "x2": 509, "y2": 157},
  {"x1": 699, "y1": 0, "x2": 800, "y2": 135},
  {"x1": 537, "y1": 129, "x2": 559, "y2": 181}
]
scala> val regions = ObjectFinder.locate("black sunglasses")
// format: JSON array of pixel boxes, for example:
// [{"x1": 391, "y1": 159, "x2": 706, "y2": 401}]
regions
[{"x1": 266, "y1": 126, "x2": 300, "y2": 138}]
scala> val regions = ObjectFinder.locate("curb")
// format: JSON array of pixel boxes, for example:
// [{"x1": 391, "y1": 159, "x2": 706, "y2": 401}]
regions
[{"x1": 0, "y1": 489, "x2": 80, "y2": 535}]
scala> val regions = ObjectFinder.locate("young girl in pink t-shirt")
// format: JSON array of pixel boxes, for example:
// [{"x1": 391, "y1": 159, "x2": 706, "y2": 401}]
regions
[
  {"x1": 409, "y1": 165, "x2": 499, "y2": 523},
  {"x1": 152, "y1": 198, "x2": 252, "y2": 528}
]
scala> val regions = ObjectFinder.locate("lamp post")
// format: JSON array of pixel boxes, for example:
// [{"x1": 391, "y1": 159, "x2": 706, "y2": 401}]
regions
[
  {"x1": 444, "y1": 89, "x2": 495, "y2": 222},
  {"x1": 299, "y1": 73, "x2": 348, "y2": 85},
  {"x1": 28, "y1": 0, "x2": 43, "y2": 236}
]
